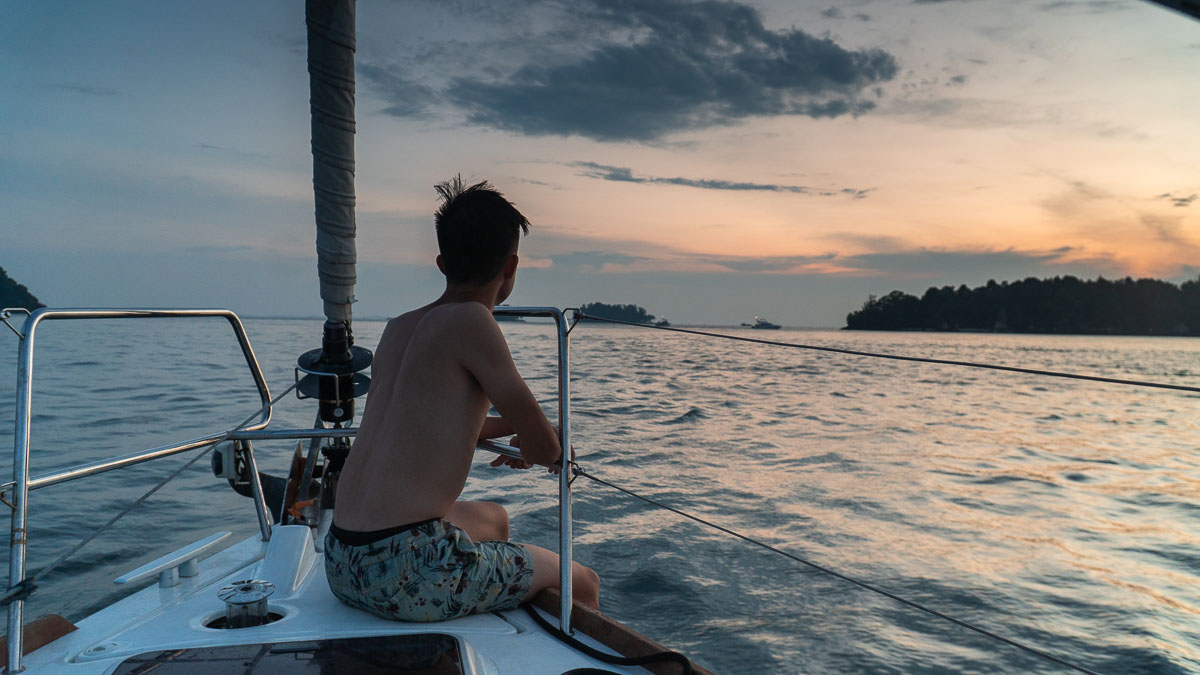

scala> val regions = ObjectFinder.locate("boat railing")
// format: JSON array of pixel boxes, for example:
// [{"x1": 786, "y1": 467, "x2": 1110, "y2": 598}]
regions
[
  {"x1": 1, "y1": 308, "x2": 275, "y2": 672},
  {"x1": 1, "y1": 305, "x2": 577, "y2": 672},
  {"x1": 489, "y1": 306, "x2": 576, "y2": 634}
]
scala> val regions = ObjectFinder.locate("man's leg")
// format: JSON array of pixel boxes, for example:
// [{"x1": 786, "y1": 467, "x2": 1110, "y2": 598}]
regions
[
  {"x1": 521, "y1": 543, "x2": 600, "y2": 610},
  {"x1": 447, "y1": 500, "x2": 509, "y2": 541}
]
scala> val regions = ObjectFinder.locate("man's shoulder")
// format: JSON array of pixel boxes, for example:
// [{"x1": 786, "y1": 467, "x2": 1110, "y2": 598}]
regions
[
  {"x1": 391, "y1": 303, "x2": 497, "y2": 356},
  {"x1": 423, "y1": 302, "x2": 496, "y2": 330}
]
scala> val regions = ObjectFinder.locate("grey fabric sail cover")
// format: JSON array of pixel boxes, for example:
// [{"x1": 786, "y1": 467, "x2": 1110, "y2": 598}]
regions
[{"x1": 307, "y1": 0, "x2": 357, "y2": 324}]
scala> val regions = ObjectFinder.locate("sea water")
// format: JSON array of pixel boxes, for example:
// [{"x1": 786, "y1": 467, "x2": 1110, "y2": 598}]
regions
[{"x1": 0, "y1": 317, "x2": 1197, "y2": 674}]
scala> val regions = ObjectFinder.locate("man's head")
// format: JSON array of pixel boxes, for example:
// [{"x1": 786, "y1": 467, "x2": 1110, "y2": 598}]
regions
[{"x1": 434, "y1": 176, "x2": 530, "y2": 298}]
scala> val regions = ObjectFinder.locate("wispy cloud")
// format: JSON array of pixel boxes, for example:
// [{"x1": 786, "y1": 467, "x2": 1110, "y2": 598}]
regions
[
  {"x1": 1157, "y1": 192, "x2": 1197, "y2": 208},
  {"x1": 820, "y1": 7, "x2": 872, "y2": 21},
  {"x1": 1037, "y1": 0, "x2": 1130, "y2": 15},
  {"x1": 358, "y1": 64, "x2": 436, "y2": 118},
  {"x1": 1140, "y1": 212, "x2": 1198, "y2": 251},
  {"x1": 529, "y1": 230, "x2": 1104, "y2": 281},
  {"x1": 885, "y1": 96, "x2": 1145, "y2": 140},
  {"x1": 570, "y1": 161, "x2": 872, "y2": 198}
]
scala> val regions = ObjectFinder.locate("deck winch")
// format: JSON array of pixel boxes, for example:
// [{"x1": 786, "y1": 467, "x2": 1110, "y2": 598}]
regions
[
  {"x1": 215, "y1": 579, "x2": 276, "y2": 629},
  {"x1": 296, "y1": 320, "x2": 371, "y2": 425},
  {"x1": 292, "y1": 319, "x2": 372, "y2": 518}
]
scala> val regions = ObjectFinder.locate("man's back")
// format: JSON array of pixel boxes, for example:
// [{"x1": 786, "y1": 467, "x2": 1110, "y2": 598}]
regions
[
  {"x1": 323, "y1": 176, "x2": 599, "y2": 622},
  {"x1": 336, "y1": 302, "x2": 495, "y2": 530}
]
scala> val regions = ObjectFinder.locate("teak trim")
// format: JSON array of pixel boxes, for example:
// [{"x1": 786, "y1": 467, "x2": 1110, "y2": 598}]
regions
[
  {"x1": 0, "y1": 613, "x2": 77, "y2": 668},
  {"x1": 533, "y1": 589, "x2": 715, "y2": 675}
]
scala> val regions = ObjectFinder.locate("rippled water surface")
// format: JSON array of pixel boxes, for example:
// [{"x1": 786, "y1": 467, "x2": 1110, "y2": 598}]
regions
[{"x1": 1, "y1": 318, "x2": 1198, "y2": 673}]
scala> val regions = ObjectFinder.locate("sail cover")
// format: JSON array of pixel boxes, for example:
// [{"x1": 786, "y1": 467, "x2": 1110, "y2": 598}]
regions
[{"x1": 307, "y1": 0, "x2": 357, "y2": 324}]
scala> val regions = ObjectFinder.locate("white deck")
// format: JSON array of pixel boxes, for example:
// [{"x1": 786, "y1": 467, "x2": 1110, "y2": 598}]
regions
[{"x1": 22, "y1": 525, "x2": 647, "y2": 674}]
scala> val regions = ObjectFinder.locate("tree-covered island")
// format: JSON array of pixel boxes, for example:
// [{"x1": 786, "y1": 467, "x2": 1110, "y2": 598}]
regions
[
  {"x1": 0, "y1": 266, "x2": 42, "y2": 310},
  {"x1": 846, "y1": 276, "x2": 1200, "y2": 336},
  {"x1": 578, "y1": 302, "x2": 669, "y2": 326}
]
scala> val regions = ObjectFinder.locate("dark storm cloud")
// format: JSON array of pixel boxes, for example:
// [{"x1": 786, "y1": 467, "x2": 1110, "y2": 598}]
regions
[
  {"x1": 436, "y1": 0, "x2": 898, "y2": 141},
  {"x1": 1157, "y1": 192, "x2": 1197, "y2": 208},
  {"x1": 572, "y1": 161, "x2": 872, "y2": 197}
]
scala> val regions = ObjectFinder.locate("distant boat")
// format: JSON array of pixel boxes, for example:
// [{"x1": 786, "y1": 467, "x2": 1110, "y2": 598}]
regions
[{"x1": 741, "y1": 316, "x2": 781, "y2": 330}]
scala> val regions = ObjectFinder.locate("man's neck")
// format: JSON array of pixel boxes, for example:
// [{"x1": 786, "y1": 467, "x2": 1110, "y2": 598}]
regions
[{"x1": 434, "y1": 283, "x2": 500, "y2": 310}]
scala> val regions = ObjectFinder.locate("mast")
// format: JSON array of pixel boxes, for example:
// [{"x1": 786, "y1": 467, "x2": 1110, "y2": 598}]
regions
[
  {"x1": 298, "y1": 0, "x2": 370, "y2": 508},
  {"x1": 307, "y1": 0, "x2": 358, "y2": 327}
]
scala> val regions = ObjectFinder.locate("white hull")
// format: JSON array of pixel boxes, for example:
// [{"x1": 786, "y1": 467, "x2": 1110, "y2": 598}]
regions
[{"x1": 20, "y1": 526, "x2": 655, "y2": 674}]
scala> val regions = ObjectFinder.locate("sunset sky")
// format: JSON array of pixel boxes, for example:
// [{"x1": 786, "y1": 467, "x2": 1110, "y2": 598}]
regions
[{"x1": 1, "y1": 0, "x2": 1197, "y2": 326}]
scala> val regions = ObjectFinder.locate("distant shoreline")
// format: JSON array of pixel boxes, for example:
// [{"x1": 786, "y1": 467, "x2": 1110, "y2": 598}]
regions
[
  {"x1": 842, "y1": 326, "x2": 1200, "y2": 338},
  {"x1": 846, "y1": 276, "x2": 1200, "y2": 337}
]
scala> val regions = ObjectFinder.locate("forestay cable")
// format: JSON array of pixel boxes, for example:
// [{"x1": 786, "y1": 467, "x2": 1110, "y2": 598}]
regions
[
  {"x1": 571, "y1": 313, "x2": 1200, "y2": 395},
  {"x1": 572, "y1": 465, "x2": 1102, "y2": 675}
]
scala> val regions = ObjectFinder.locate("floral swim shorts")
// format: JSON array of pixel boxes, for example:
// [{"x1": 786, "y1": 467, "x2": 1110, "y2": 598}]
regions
[{"x1": 324, "y1": 518, "x2": 534, "y2": 622}]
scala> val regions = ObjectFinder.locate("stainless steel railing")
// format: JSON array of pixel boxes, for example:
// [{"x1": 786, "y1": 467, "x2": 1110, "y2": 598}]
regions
[
  {"x1": 1, "y1": 305, "x2": 577, "y2": 672},
  {"x1": 2, "y1": 308, "x2": 274, "y2": 673},
  {"x1": 492, "y1": 306, "x2": 576, "y2": 635}
]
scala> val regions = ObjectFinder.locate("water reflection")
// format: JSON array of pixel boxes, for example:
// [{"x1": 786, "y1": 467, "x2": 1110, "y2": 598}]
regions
[{"x1": 0, "y1": 321, "x2": 1196, "y2": 672}]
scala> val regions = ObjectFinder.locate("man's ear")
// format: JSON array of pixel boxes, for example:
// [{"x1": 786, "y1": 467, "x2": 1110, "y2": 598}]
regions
[
  {"x1": 435, "y1": 254, "x2": 446, "y2": 275},
  {"x1": 503, "y1": 254, "x2": 519, "y2": 278}
]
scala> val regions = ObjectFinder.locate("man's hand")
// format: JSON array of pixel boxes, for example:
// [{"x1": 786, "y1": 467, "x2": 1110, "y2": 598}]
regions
[
  {"x1": 489, "y1": 435, "x2": 533, "y2": 470},
  {"x1": 525, "y1": 430, "x2": 576, "y2": 475},
  {"x1": 487, "y1": 434, "x2": 575, "y2": 471}
]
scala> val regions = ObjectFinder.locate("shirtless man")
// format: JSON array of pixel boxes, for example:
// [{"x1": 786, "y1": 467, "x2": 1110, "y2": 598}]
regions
[{"x1": 326, "y1": 176, "x2": 600, "y2": 622}]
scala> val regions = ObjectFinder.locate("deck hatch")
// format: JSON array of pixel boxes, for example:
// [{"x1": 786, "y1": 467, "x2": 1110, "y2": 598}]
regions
[{"x1": 112, "y1": 633, "x2": 464, "y2": 673}]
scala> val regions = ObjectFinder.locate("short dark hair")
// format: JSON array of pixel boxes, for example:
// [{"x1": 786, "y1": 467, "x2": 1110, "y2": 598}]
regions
[{"x1": 434, "y1": 175, "x2": 530, "y2": 285}]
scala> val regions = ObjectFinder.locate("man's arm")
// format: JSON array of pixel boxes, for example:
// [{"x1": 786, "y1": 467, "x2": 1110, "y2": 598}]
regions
[
  {"x1": 478, "y1": 416, "x2": 514, "y2": 440},
  {"x1": 455, "y1": 305, "x2": 561, "y2": 467}
]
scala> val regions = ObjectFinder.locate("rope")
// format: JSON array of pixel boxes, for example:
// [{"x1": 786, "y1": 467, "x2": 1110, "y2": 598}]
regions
[
  {"x1": 1, "y1": 381, "x2": 298, "y2": 605},
  {"x1": 572, "y1": 465, "x2": 1102, "y2": 675},
  {"x1": 522, "y1": 604, "x2": 693, "y2": 674},
  {"x1": 571, "y1": 313, "x2": 1200, "y2": 395}
]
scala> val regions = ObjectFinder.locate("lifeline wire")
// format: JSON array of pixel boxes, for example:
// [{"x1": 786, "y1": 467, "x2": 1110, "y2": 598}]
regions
[
  {"x1": 571, "y1": 313, "x2": 1200, "y2": 395},
  {"x1": 0, "y1": 380, "x2": 299, "y2": 605},
  {"x1": 573, "y1": 466, "x2": 1102, "y2": 675}
]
